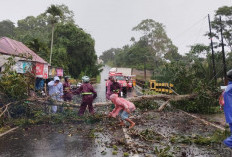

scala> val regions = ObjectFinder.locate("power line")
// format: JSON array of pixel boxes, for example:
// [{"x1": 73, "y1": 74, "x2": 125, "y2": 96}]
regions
[
  {"x1": 194, "y1": 18, "x2": 206, "y2": 43},
  {"x1": 173, "y1": 15, "x2": 207, "y2": 40}
]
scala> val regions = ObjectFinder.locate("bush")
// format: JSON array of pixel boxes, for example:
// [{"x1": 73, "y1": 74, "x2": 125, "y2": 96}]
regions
[
  {"x1": 153, "y1": 61, "x2": 221, "y2": 114},
  {"x1": 0, "y1": 57, "x2": 36, "y2": 120}
]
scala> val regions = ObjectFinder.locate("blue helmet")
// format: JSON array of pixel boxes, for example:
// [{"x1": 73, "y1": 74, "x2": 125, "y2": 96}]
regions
[{"x1": 82, "y1": 76, "x2": 90, "y2": 83}]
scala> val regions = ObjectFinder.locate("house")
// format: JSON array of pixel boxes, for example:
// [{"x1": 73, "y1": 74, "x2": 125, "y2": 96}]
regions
[{"x1": 0, "y1": 37, "x2": 49, "y2": 79}]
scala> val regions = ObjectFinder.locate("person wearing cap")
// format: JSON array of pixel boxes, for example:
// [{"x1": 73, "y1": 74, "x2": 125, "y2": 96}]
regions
[
  {"x1": 63, "y1": 76, "x2": 72, "y2": 102},
  {"x1": 48, "y1": 76, "x2": 63, "y2": 113},
  {"x1": 108, "y1": 93, "x2": 136, "y2": 129},
  {"x1": 73, "y1": 76, "x2": 97, "y2": 116},
  {"x1": 223, "y1": 69, "x2": 232, "y2": 148}
]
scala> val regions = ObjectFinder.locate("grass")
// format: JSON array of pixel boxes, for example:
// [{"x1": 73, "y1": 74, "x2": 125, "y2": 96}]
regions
[
  {"x1": 113, "y1": 145, "x2": 118, "y2": 151},
  {"x1": 154, "y1": 146, "x2": 173, "y2": 157},
  {"x1": 112, "y1": 151, "x2": 118, "y2": 155},
  {"x1": 170, "y1": 129, "x2": 230, "y2": 146},
  {"x1": 123, "y1": 152, "x2": 129, "y2": 157},
  {"x1": 0, "y1": 126, "x2": 11, "y2": 134},
  {"x1": 1, "y1": 109, "x2": 104, "y2": 129},
  {"x1": 96, "y1": 75, "x2": 101, "y2": 83}
]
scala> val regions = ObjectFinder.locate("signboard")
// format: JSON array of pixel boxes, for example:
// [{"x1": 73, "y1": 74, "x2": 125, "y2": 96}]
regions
[
  {"x1": 43, "y1": 64, "x2": 48, "y2": 79},
  {"x1": 48, "y1": 67, "x2": 63, "y2": 78},
  {"x1": 32, "y1": 63, "x2": 49, "y2": 79},
  {"x1": 56, "y1": 68, "x2": 63, "y2": 77},
  {"x1": 35, "y1": 63, "x2": 44, "y2": 78},
  {"x1": 49, "y1": 67, "x2": 57, "y2": 78},
  {"x1": 14, "y1": 61, "x2": 32, "y2": 73}
]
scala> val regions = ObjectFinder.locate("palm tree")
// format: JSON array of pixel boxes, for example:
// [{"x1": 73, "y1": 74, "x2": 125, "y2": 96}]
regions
[{"x1": 46, "y1": 5, "x2": 63, "y2": 65}]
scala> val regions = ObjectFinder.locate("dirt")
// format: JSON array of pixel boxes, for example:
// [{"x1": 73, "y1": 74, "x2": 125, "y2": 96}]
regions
[
  {"x1": 125, "y1": 108, "x2": 232, "y2": 157},
  {"x1": 0, "y1": 106, "x2": 231, "y2": 157}
]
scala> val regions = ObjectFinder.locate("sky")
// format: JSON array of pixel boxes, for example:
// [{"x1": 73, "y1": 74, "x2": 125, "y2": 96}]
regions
[{"x1": 0, "y1": 0, "x2": 231, "y2": 56}]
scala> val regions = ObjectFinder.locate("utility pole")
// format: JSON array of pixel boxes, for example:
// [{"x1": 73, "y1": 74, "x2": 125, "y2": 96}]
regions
[
  {"x1": 208, "y1": 14, "x2": 217, "y2": 85},
  {"x1": 220, "y1": 16, "x2": 227, "y2": 85}
]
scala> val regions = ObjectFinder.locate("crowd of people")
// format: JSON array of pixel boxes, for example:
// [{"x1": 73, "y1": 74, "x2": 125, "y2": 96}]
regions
[{"x1": 47, "y1": 75, "x2": 136, "y2": 129}]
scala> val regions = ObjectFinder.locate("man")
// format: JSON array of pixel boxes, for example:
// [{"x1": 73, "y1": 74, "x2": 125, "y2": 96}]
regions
[
  {"x1": 108, "y1": 94, "x2": 136, "y2": 129},
  {"x1": 73, "y1": 76, "x2": 97, "y2": 116},
  {"x1": 110, "y1": 77, "x2": 122, "y2": 97},
  {"x1": 48, "y1": 76, "x2": 63, "y2": 113},
  {"x1": 63, "y1": 76, "x2": 72, "y2": 102},
  {"x1": 223, "y1": 69, "x2": 232, "y2": 148},
  {"x1": 106, "y1": 76, "x2": 113, "y2": 100}
]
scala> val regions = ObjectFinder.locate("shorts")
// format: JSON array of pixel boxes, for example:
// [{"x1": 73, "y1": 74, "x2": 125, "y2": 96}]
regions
[{"x1": 119, "y1": 110, "x2": 129, "y2": 120}]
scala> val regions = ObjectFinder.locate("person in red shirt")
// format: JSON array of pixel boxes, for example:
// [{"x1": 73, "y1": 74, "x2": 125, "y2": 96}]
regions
[
  {"x1": 63, "y1": 76, "x2": 72, "y2": 102},
  {"x1": 73, "y1": 76, "x2": 97, "y2": 116},
  {"x1": 110, "y1": 77, "x2": 122, "y2": 97}
]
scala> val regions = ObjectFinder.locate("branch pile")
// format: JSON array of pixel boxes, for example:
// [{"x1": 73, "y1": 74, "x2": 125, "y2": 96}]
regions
[{"x1": 0, "y1": 94, "x2": 197, "y2": 118}]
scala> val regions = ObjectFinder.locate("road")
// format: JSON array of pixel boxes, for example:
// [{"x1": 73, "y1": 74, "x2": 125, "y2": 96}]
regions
[
  {"x1": 94, "y1": 65, "x2": 139, "y2": 103},
  {"x1": 0, "y1": 65, "x2": 140, "y2": 157}
]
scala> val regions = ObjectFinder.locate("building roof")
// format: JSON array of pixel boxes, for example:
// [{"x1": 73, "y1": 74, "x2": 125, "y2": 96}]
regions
[{"x1": 0, "y1": 37, "x2": 48, "y2": 64}]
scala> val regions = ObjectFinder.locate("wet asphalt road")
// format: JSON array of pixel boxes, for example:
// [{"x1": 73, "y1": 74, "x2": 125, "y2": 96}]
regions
[
  {"x1": 0, "y1": 65, "x2": 140, "y2": 157},
  {"x1": 94, "y1": 65, "x2": 139, "y2": 103}
]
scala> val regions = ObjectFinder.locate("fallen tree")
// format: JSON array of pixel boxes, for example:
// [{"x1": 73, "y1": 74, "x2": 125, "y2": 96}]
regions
[
  {"x1": 36, "y1": 94, "x2": 197, "y2": 108},
  {"x1": 0, "y1": 94, "x2": 197, "y2": 118}
]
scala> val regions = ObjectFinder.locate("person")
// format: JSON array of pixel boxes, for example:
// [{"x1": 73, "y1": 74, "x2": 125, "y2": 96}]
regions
[
  {"x1": 108, "y1": 93, "x2": 136, "y2": 129},
  {"x1": 48, "y1": 76, "x2": 63, "y2": 113},
  {"x1": 106, "y1": 76, "x2": 113, "y2": 100},
  {"x1": 63, "y1": 76, "x2": 72, "y2": 102},
  {"x1": 223, "y1": 69, "x2": 232, "y2": 148},
  {"x1": 73, "y1": 76, "x2": 97, "y2": 116},
  {"x1": 110, "y1": 77, "x2": 122, "y2": 97}
]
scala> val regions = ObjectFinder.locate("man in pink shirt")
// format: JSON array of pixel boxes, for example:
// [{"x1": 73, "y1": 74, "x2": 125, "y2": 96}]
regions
[{"x1": 108, "y1": 94, "x2": 136, "y2": 129}]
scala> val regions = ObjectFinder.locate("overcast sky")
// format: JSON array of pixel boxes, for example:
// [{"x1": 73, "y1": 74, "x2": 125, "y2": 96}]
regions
[{"x1": 0, "y1": 0, "x2": 231, "y2": 56}]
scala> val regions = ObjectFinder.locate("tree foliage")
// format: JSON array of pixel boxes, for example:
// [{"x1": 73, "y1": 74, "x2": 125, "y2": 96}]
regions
[
  {"x1": 0, "y1": 4, "x2": 100, "y2": 78},
  {"x1": 0, "y1": 57, "x2": 34, "y2": 103},
  {"x1": 211, "y1": 6, "x2": 232, "y2": 51},
  {"x1": 0, "y1": 20, "x2": 15, "y2": 38},
  {"x1": 99, "y1": 19, "x2": 181, "y2": 70},
  {"x1": 54, "y1": 23, "x2": 98, "y2": 78}
]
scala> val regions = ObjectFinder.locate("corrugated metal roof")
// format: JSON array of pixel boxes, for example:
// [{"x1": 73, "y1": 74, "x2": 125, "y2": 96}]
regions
[{"x1": 0, "y1": 37, "x2": 48, "y2": 64}]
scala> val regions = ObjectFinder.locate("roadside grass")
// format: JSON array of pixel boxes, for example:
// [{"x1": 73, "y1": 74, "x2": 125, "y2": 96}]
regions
[
  {"x1": 1, "y1": 109, "x2": 105, "y2": 129},
  {"x1": 96, "y1": 75, "x2": 101, "y2": 83}
]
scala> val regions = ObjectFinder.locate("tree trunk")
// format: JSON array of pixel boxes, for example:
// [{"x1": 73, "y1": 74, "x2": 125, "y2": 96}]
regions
[
  {"x1": 49, "y1": 24, "x2": 54, "y2": 65},
  {"x1": 40, "y1": 94, "x2": 197, "y2": 108}
]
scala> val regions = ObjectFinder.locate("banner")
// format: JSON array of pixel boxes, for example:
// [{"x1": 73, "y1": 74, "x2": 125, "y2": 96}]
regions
[
  {"x1": 56, "y1": 68, "x2": 63, "y2": 77},
  {"x1": 43, "y1": 64, "x2": 48, "y2": 79},
  {"x1": 50, "y1": 68, "x2": 56, "y2": 77},
  {"x1": 35, "y1": 63, "x2": 44, "y2": 78},
  {"x1": 14, "y1": 61, "x2": 32, "y2": 73}
]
